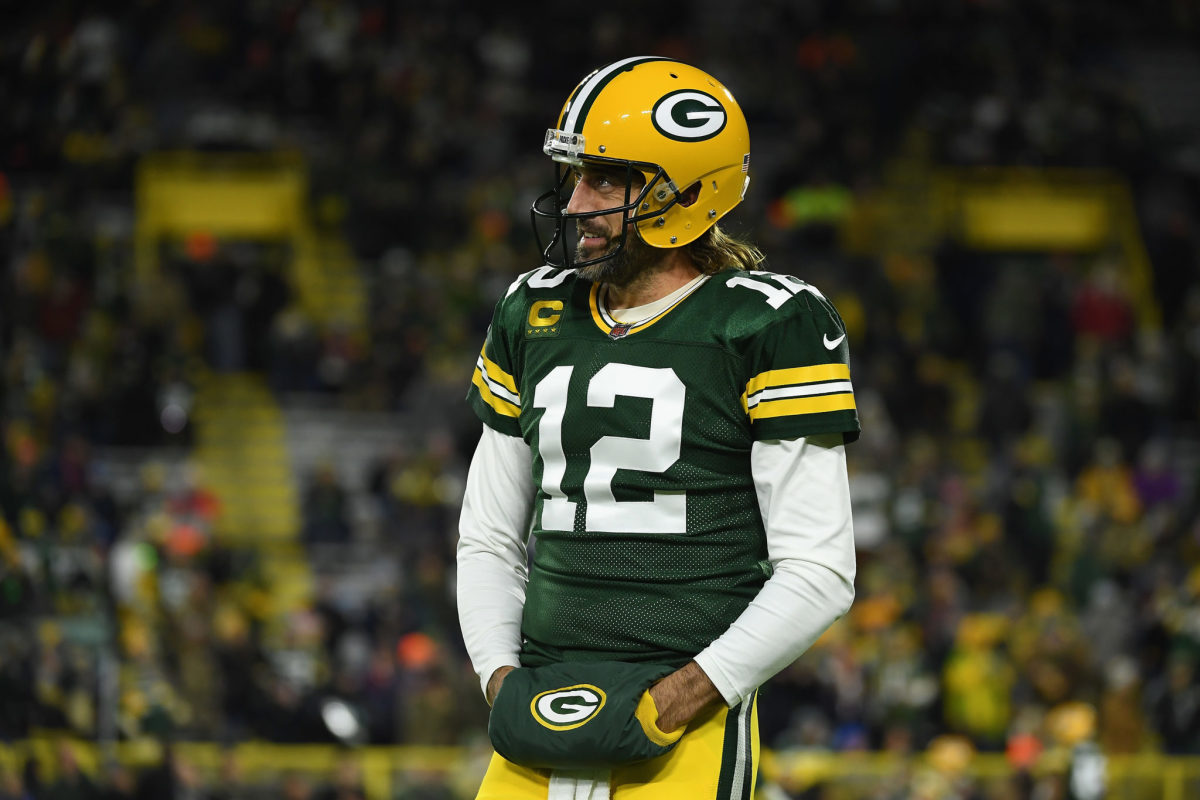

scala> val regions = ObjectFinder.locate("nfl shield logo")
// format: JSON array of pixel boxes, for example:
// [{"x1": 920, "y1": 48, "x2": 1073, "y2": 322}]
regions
[{"x1": 609, "y1": 323, "x2": 632, "y2": 340}]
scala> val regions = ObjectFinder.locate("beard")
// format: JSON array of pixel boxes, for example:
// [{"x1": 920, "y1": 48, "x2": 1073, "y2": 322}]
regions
[{"x1": 574, "y1": 227, "x2": 664, "y2": 288}]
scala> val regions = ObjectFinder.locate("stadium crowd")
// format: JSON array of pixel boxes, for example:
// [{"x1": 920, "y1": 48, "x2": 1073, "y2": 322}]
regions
[{"x1": 2, "y1": 0, "x2": 1200, "y2": 797}]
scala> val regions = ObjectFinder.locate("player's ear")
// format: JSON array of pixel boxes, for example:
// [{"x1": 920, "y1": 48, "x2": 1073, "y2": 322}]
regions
[{"x1": 678, "y1": 182, "x2": 702, "y2": 208}]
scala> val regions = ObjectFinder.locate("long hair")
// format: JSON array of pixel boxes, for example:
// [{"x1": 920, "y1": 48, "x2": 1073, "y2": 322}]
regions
[{"x1": 684, "y1": 223, "x2": 765, "y2": 274}]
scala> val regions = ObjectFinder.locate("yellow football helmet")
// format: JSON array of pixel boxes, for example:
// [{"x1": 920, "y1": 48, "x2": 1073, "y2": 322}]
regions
[{"x1": 532, "y1": 56, "x2": 751, "y2": 268}]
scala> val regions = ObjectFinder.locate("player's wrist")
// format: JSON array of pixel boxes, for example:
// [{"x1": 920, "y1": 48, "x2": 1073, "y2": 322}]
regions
[
  {"x1": 486, "y1": 665, "x2": 517, "y2": 706},
  {"x1": 648, "y1": 661, "x2": 721, "y2": 732}
]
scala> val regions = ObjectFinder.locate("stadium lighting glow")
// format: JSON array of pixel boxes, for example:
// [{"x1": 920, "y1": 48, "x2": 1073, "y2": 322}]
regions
[{"x1": 320, "y1": 699, "x2": 364, "y2": 744}]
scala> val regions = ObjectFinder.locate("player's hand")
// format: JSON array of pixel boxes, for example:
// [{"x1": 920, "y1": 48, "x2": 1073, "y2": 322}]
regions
[
  {"x1": 647, "y1": 661, "x2": 721, "y2": 732},
  {"x1": 486, "y1": 665, "x2": 517, "y2": 706}
]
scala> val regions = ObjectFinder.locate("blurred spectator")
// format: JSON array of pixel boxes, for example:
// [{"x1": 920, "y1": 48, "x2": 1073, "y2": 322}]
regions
[
  {"x1": 0, "y1": 765, "x2": 33, "y2": 800},
  {"x1": 44, "y1": 742, "x2": 96, "y2": 800},
  {"x1": 99, "y1": 763, "x2": 138, "y2": 800},
  {"x1": 133, "y1": 746, "x2": 208, "y2": 800},
  {"x1": 941, "y1": 615, "x2": 1015, "y2": 750},
  {"x1": 314, "y1": 756, "x2": 364, "y2": 800},
  {"x1": 301, "y1": 462, "x2": 351, "y2": 546},
  {"x1": 1145, "y1": 650, "x2": 1200, "y2": 754},
  {"x1": 280, "y1": 772, "x2": 314, "y2": 800}
]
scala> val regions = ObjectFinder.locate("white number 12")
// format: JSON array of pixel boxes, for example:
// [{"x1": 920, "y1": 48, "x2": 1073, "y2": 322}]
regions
[{"x1": 532, "y1": 363, "x2": 686, "y2": 533}]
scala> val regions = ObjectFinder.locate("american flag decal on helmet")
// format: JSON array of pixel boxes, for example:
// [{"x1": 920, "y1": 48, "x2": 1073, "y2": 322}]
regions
[{"x1": 742, "y1": 154, "x2": 750, "y2": 173}]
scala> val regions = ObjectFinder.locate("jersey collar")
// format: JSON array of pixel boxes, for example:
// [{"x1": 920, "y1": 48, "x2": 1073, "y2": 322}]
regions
[{"x1": 588, "y1": 275, "x2": 709, "y2": 339}]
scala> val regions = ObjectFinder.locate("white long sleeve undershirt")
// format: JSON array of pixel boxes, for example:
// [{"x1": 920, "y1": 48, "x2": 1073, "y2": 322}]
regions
[
  {"x1": 455, "y1": 425, "x2": 534, "y2": 697},
  {"x1": 455, "y1": 425, "x2": 856, "y2": 704}
]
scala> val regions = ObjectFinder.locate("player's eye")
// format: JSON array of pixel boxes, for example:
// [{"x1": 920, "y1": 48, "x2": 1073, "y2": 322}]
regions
[{"x1": 573, "y1": 168, "x2": 626, "y2": 193}]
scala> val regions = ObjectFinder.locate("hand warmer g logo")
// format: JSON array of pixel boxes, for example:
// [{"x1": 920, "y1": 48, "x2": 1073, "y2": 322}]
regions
[{"x1": 531, "y1": 684, "x2": 607, "y2": 731}]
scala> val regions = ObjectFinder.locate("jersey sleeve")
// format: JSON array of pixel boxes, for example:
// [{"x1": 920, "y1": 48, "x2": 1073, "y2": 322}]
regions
[
  {"x1": 740, "y1": 285, "x2": 860, "y2": 442},
  {"x1": 467, "y1": 297, "x2": 523, "y2": 437}
]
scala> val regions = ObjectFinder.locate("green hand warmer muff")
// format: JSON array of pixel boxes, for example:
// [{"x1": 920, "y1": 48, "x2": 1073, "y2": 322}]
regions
[{"x1": 488, "y1": 661, "x2": 686, "y2": 769}]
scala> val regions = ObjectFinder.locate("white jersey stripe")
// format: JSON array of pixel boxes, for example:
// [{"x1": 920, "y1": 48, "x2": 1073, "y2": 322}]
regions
[
  {"x1": 475, "y1": 356, "x2": 520, "y2": 405},
  {"x1": 561, "y1": 55, "x2": 659, "y2": 133},
  {"x1": 746, "y1": 380, "x2": 854, "y2": 409},
  {"x1": 727, "y1": 696, "x2": 752, "y2": 799}
]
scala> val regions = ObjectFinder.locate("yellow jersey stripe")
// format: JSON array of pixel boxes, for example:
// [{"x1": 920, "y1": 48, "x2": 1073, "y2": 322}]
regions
[
  {"x1": 472, "y1": 368, "x2": 520, "y2": 418},
  {"x1": 748, "y1": 392, "x2": 856, "y2": 422},
  {"x1": 745, "y1": 363, "x2": 851, "y2": 397},
  {"x1": 479, "y1": 346, "x2": 518, "y2": 394},
  {"x1": 589, "y1": 284, "x2": 607, "y2": 333}
]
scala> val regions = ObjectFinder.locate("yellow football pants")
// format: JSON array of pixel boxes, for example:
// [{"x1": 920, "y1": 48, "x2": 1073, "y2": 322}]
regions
[{"x1": 473, "y1": 693, "x2": 758, "y2": 800}]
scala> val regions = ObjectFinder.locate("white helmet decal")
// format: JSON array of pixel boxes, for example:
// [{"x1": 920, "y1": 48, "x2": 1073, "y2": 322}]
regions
[{"x1": 652, "y1": 90, "x2": 727, "y2": 141}]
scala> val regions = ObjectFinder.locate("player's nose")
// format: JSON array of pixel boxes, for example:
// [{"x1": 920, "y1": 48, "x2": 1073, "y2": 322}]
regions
[{"x1": 565, "y1": 180, "x2": 602, "y2": 215}]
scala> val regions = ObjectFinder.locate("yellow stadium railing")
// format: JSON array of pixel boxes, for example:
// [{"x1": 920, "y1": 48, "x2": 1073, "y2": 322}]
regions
[{"x1": 2, "y1": 738, "x2": 1198, "y2": 799}]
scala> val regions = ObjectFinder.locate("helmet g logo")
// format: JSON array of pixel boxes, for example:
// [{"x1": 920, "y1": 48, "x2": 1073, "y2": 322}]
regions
[
  {"x1": 652, "y1": 90, "x2": 727, "y2": 141},
  {"x1": 530, "y1": 684, "x2": 607, "y2": 731}
]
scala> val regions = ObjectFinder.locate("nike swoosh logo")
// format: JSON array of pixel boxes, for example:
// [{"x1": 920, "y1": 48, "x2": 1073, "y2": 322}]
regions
[{"x1": 823, "y1": 333, "x2": 846, "y2": 350}]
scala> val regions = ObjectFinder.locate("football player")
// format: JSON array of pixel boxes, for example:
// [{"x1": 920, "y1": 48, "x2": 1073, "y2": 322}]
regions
[{"x1": 458, "y1": 56, "x2": 859, "y2": 799}]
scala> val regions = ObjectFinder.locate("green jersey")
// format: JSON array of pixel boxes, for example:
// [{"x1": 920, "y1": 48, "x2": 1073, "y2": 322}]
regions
[{"x1": 467, "y1": 266, "x2": 859, "y2": 668}]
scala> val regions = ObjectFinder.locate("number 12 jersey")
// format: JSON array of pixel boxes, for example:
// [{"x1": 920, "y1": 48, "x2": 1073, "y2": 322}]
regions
[{"x1": 467, "y1": 266, "x2": 859, "y2": 668}]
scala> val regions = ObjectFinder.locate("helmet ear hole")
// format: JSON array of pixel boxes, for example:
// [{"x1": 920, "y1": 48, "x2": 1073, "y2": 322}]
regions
[{"x1": 678, "y1": 182, "x2": 702, "y2": 208}]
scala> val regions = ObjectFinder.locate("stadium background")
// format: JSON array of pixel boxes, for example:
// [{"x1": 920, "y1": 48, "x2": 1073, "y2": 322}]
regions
[{"x1": 2, "y1": 1, "x2": 1200, "y2": 798}]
